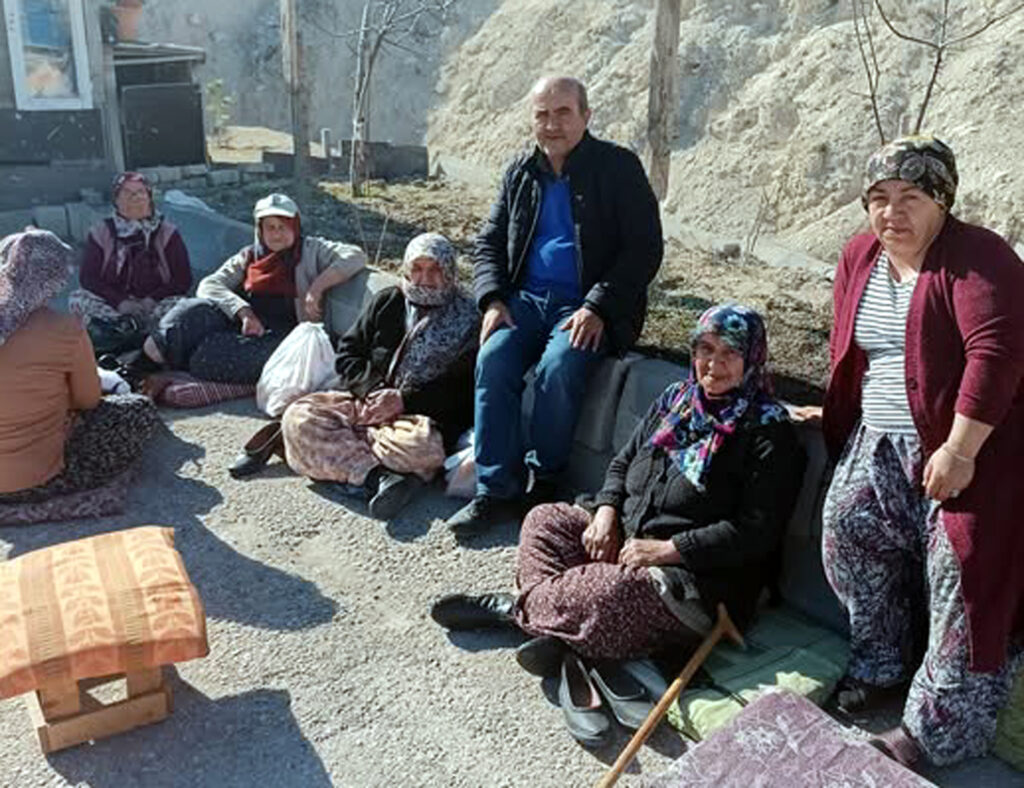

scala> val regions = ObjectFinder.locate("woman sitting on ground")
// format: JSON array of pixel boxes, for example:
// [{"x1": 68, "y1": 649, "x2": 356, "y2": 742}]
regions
[
  {"x1": 431, "y1": 305, "x2": 804, "y2": 738},
  {"x1": 0, "y1": 230, "x2": 159, "y2": 520},
  {"x1": 69, "y1": 171, "x2": 192, "y2": 355},
  {"x1": 141, "y1": 192, "x2": 365, "y2": 385},
  {"x1": 816, "y1": 135, "x2": 1024, "y2": 768},
  {"x1": 275, "y1": 233, "x2": 478, "y2": 519}
]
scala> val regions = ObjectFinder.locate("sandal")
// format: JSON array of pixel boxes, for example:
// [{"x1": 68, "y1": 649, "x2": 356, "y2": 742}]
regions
[{"x1": 869, "y1": 725, "x2": 923, "y2": 769}]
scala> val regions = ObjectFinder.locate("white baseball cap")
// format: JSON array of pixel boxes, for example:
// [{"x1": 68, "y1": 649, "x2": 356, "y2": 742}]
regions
[{"x1": 253, "y1": 193, "x2": 299, "y2": 220}]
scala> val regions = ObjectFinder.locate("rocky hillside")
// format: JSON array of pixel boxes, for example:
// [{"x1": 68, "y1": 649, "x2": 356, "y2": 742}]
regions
[{"x1": 425, "y1": 0, "x2": 1024, "y2": 262}]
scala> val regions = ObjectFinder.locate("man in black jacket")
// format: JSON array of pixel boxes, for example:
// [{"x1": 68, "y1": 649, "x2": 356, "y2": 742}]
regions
[{"x1": 446, "y1": 75, "x2": 663, "y2": 532}]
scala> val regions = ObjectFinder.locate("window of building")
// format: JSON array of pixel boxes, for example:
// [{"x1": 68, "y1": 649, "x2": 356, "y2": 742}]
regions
[{"x1": 4, "y1": 0, "x2": 93, "y2": 110}]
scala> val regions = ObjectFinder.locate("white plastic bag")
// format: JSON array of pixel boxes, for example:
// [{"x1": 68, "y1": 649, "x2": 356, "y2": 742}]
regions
[
  {"x1": 256, "y1": 322, "x2": 336, "y2": 417},
  {"x1": 443, "y1": 429, "x2": 476, "y2": 498}
]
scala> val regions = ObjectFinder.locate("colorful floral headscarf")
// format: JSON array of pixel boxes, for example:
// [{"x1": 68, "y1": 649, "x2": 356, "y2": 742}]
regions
[
  {"x1": 862, "y1": 135, "x2": 958, "y2": 210},
  {"x1": 400, "y1": 232, "x2": 458, "y2": 307},
  {"x1": 0, "y1": 229, "x2": 73, "y2": 347},
  {"x1": 649, "y1": 304, "x2": 789, "y2": 490}
]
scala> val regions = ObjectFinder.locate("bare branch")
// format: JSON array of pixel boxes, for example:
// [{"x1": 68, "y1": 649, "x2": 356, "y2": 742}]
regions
[
  {"x1": 945, "y1": 0, "x2": 1024, "y2": 46},
  {"x1": 872, "y1": 0, "x2": 938, "y2": 48},
  {"x1": 851, "y1": 0, "x2": 886, "y2": 143}
]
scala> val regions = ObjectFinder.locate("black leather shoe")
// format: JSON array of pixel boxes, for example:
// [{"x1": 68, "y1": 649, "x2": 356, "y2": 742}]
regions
[
  {"x1": 229, "y1": 422, "x2": 284, "y2": 478},
  {"x1": 559, "y1": 654, "x2": 611, "y2": 747},
  {"x1": 445, "y1": 495, "x2": 519, "y2": 534},
  {"x1": 515, "y1": 635, "x2": 567, "y2": 677},
  {"x1": 430, "y1": 592, "x2": 516, "y2": 630},
  {"x1": 589, "y1": 661, "x2": 654, "y2": 730},
  {"x1": 368, "y1": 471, "x2": 421, "y2": 520}
]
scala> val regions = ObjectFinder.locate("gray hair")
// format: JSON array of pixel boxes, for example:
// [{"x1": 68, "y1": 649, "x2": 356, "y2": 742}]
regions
[{"x1": 530, "y1": 75, "x2": 589, "y2": 115}]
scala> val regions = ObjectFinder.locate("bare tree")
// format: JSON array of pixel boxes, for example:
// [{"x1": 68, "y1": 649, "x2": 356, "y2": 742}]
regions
[
  {"x1": 308, "y1": 0, "x2": 458, "y2": 196},
  {"x1": 852, "y1": 0, "x2": 1024, "y2": 142}
]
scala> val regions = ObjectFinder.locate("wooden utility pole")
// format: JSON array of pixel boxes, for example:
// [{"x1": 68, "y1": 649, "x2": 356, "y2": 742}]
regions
[
  {"x1": 281, "y1": 0, "x2": 312, "y2": 204},
  {"x1": 647, "y1": 0, "x2": 682, "y2": 201}
]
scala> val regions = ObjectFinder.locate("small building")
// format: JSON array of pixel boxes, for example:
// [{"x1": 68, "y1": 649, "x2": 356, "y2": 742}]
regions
[{"x1": 0, "y1": 0, "x2": 206, "y2": 211}]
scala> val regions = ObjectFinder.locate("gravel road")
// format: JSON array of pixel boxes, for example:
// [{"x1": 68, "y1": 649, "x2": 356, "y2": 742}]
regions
[{"x1": 0, "y1": 400, "x2": 680, "y2": 787}]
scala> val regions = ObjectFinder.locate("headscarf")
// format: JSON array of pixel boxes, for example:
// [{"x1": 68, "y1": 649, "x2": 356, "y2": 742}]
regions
[
  {"x1": 862, "y1": 135, "x2": 958, "y2": 210},
  {"x1": 389, "y1": 233, "x2": 479, "y2": 390},
  {"x1": 243, "y1": 214, "x2": 303, "y2": 298},
  {"x1": 649, "y1": 304, "x2": 789, "y2": 491},
  {"x1": 0, "y1": 229, "x2": 73, "y2": 347},
  {"x1": 106, "y1": 171, "x2": 169, "y2": 283},
  {"x1": 400, "y1": 232, "x2": 458, "y2": 307}
]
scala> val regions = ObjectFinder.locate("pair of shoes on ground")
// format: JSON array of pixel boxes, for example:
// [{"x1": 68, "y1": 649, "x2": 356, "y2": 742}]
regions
[
  {"x1": 444, "y1": 478, "x2": 562, "y2": 534},
  {"x1": 558, "y1": 653, "x2": 665, "y2": 748},
  {"x1": 229, "y1": 422, "x2": 285, "y2": 478},
  {"x1": 364, "y1": 467, "x2": 423, "y2": 520}
]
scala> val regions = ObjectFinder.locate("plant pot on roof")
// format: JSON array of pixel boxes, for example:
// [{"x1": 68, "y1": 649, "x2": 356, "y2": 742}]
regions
[{"x1": 111, "y1": 0, "x2": 145, "y2": 42}]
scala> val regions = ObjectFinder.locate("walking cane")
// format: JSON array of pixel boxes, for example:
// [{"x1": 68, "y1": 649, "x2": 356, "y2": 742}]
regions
[{"x1": 595, "y1": 603, "x2": 744, "y2": 788}]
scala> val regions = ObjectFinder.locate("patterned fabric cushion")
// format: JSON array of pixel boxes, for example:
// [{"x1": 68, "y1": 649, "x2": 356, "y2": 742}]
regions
[
  {"x1": 155, "y1": 372, "x2": 255, "y2": 409},
  {"x1": 649, "y1": 690, "x2": 933, "y2": 787},
  {"x1": 0, "y1": 526, "x2": 208, "y2": 699}
]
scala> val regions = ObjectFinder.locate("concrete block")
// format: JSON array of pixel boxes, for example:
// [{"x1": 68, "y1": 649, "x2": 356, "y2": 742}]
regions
[
  {"x1": 207, "y1": 169, "x2": 241, "y2": 187},
  {"x1": 177, "y1": 177, "x2": 208, "y2": 191},
  {"x1": 240, "y1": 171, "x2": 269, "y2": 185},
  {"x1": 65, "y1": 202, "x2": 107, "y2": 243},
  {"x1": 137, "y1": 167, "x2": 164, "y2": 184},
  {"x1": 239, "y1": 162, "x2": 274, "y2": 175},
  {"x1": 151, "y1": 166, "x2": 183, "y2": 183},
  {"x1": 31, "y1": 205, "x2": 69, "y2": 239},
  {"x1": 182, "y1": 164, "x2": 209, "y2": 178},
  {"x1": 0, "y1": 209, "x2": 35, "y2": 237},
  {"x1": 612, "y1": 358, "x2": 687, "y2": 451},
  {"x1": 79, "y1": 188, "x2": 104, "y2": 206}
]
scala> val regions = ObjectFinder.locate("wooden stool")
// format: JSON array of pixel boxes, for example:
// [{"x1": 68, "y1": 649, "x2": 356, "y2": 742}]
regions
[{"x1": 0, "y1": 527, "x2": 208, "y2": 753}]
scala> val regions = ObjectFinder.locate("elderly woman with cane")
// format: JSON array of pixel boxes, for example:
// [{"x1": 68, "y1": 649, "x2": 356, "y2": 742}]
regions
[
  {"x1": 817, "y1": 135, "x2": 1024, "y2": 768},
  {"x1": 431, "y1": 304, "x2": 805, "y2": 746}
]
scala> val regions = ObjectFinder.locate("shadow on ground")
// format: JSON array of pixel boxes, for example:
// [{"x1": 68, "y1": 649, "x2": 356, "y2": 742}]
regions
[
  {"x1": 0, "y1": 421, "x2": 337, "y2": 633},
  {"x1": 45, "y1": 672, "x2": 331, "y2": 787}
]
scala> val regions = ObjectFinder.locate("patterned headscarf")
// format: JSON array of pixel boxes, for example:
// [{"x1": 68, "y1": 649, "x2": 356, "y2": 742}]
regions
[
  {"x1": 862, "y1": 135, "x2": 958, "y2": 210},
  {"x1": 400, "y1": 232, "x2": 458, "y2": 307},
  {"x1": 0, "y1": 229, "x2": 73, "y2": 347},
  {"x1": 389, "y1": 233, "x2": 479, "y2": 390},
  {"x1": 649, "y1": 304, "x2": 789, "y2": 490},
  {"x1": 106, "y1": 171, "x2": 168, "y2": 282}
]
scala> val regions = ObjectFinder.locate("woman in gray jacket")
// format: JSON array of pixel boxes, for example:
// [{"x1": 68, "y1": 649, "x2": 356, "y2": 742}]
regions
[{"x1": 142, "y1": 193, "x2": 365, "y2": 384}]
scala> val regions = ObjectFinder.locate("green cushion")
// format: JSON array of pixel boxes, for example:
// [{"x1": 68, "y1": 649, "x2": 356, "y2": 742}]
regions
[
  {"x1": 666, "y1": 606, "x2": 849, "y2": 740},
  {"x1": 994, "y1": 667, "x2": 1024, "y2": 770}
]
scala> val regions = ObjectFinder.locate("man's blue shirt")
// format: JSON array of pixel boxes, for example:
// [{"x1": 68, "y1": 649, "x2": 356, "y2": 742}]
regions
[{"x1": 522, "y1": 175, "x2": 580, "y2": 301}]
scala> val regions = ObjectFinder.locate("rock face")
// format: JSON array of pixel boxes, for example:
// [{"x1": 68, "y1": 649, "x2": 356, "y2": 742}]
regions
[
  {"x1": 140, "y1": 1, "x2": 1024, "y2": 262},
  {"x1": 426, "y1": 0, "x2": 1024, "y2": 262}
]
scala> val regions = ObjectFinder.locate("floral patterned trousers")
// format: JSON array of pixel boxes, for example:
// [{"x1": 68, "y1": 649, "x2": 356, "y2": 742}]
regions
[{"x1": 822, "y1": 423, "x2": 1020, "y2": 765}]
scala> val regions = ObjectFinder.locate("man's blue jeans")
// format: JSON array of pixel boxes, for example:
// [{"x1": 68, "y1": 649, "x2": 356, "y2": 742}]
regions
[{"x1": 474, "y1": 290, "x2": 607, "y2": 499}]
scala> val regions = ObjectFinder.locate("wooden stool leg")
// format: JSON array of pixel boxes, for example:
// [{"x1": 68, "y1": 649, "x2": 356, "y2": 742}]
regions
[
  {"x1": 126, "y1": 667, "x2": 163, "y2": 698},
  {"x1": 36, "y1": 677, "x2": 81, "y2": 721}
]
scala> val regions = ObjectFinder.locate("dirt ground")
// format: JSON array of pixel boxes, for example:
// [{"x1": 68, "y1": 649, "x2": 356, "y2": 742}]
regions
[{"x1": 197, "y1": 175, "x2": 833, "y2": 404}]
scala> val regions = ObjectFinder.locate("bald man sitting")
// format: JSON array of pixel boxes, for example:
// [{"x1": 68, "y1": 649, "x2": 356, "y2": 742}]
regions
[{"x1": 446, "y1": 76, "x2": 664, "y2": 533}]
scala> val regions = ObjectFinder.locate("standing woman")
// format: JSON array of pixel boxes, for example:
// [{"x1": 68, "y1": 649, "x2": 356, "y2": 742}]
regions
[
  {"x1": 143, "y1": 193, "x2": 365, "y2": 384},
  {"x1": 821, "y1": 135, "x2": 1024, "y2": 767},
  {"x1": 0, "y1": 230, "x2": 158, "y2": 520},
  {"x1": 69, "y1": 172, "x2": 192, "y2": 352}
]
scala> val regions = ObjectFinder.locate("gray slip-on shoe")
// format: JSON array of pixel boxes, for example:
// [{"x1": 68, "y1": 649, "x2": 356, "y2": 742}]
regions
[{"x1": 559, "y1": 654, "x2": 611, "y2": 747}]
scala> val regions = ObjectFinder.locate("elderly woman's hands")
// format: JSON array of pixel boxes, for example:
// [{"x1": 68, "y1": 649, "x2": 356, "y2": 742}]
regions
[
  {"x1": 237, "y1": 307, "x2": 266, "y2": 337},
  {"x1": 304, "y1": 285, "x2": 324, "y2": 321},
  {"x1": 582, "y1": 505, "x2": 621, "y2": 562},
  {"x1": 362, "y1": 388, "x2": 404, "y2": 424},
  {"x1": 619, "y1": 538, "x2": 682, "y2": 567}
]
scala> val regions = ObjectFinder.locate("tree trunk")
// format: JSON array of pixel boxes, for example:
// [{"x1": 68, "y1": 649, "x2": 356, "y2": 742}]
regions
[
  {"x1": 281, "y1": 0, "x2": 312, "y2": 205},
  {"x1": 646, "y1": 0, "x2": 682, "y2": 202},
  {"x1": 350, "y1": 1, "x2": 371, "y2": 197}
]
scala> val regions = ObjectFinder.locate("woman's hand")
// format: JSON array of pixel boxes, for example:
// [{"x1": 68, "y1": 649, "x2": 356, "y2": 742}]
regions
[
  {"x1": 582, "y1": 505, "x2": 621, "y2": 563},
  {"x1": 619, "y1": 538, "x2": 682, "y2": 568},
  {"x1": 362, "y1": 388, "x2": 404, "y2": 423},
  {"x1": 790, "y1": 405, "x2": 823, "y2": 424},
  {"x1": 304, "y1": 285, "x2": 324, "y2": 321},
  {"x1": 238, "y1": 307, "x2": 266, "y2": 337},
  {"x1": 923, "y1": 443, "x2": 976, "y2": 501}
]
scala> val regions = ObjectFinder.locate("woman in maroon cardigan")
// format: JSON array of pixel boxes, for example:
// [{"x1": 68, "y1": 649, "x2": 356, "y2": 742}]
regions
[{"x1": 819, "y1": 135, "x2": 1024, "y2": 767}]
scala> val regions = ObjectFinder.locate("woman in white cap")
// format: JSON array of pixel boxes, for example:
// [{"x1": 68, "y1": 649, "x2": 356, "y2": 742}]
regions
[{"x1": 141, "y1": 192, "x2": 365, "y2": 384}]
